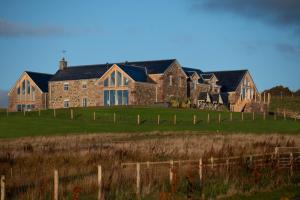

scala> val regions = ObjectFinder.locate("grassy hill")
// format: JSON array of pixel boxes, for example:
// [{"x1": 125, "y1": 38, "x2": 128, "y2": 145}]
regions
[
  {"x1": 269, "y1": 96, "x2": 300, "y2": 113},
  {"x1": 1, "y1": 107, "x2": 300, "y2": 138}
]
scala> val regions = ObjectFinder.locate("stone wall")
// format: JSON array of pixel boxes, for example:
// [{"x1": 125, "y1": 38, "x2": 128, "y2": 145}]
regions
[
  {"x1": 8, "y1": 73, "x2": 46, "y2": 112},
  {"x1": 49, "y1": 79, "x2": 98, "y2": 109},
  {"x1": 131, "y1": 82, "x2": 156, "y2": 105},
  {"x1": 162, "y1": 62, "x2": 187, "y2": 101}
]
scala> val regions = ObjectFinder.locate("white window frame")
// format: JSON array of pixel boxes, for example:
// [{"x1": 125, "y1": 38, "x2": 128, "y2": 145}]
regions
[
  {"x1": 82, "y1": 82, "x2": 87, "y2": 89},
  {"x1": 82, "y1": 97, "x2": 88, "y2": 107},
  {"x1": 64, "y1": 99, "x2": 70, "y2": 108},
  {"x1": 64, "y1": 83, "x2": 69, "y2": 91}
]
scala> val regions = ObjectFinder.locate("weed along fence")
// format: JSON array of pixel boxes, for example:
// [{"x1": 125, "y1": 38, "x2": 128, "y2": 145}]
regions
[
  {"x1": 3, "y1": 107, "x2": 300, "y2": 125},
  {"x1": 1, "y1": 147, "x2": 300, "y2": 200}
]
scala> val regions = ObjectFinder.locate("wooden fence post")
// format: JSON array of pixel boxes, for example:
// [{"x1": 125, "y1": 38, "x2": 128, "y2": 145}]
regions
[
  {"x1": 136, "y1": 163, "x2": 141, "y2": 199},
  {"x1": 23, "y1": 110, "x2": 26, "y2": 116},
  {"x1": 207, "y1": 113, "x2": 210, "y2": 123},
  {"x1": 290, "y1": 153, "x2": 293, "y2": 176},
  {"x1": 113, "y1": 112, "x2": 116, "y2": 124},
  {"x1": 53, "y1": 109, "x2": 56, "y2": 118},
  {"x1": 252, "y1": 112, "x2": 255, "y2": 121},
  {"x1": 54, "y1": 170, "x2": 58, "y2": 200},
  {"x1": 1, "y1": 175, "x2": 5, "y2": 200},
  {"x1": 211, "y1": 156, "x2": 214, "y2": 169},
  {"x1": 157, "y1": 115, "x2": 160, "y2": 125},
  {"x1": 263, "y1": 112, "x2": 266, "y2": 120},
  {"x1": 193, "y1": 115, "x2": 196, "y2": 125},
  {"x1": 274, "y1": 113, "x2": 277, "y2": 120},
  {"x1": 137, "y1": 114, "x2": 140, "y2": 125},
  {"x1": 230, "y1": 112, "x2": 233, "y2": 122},
  {"x1": 226, "y1": 159, "x2": 229, "y2": 177},
  {"x1": 38, "y1": 109, "x2": 41, "y2": 117},
  {"x1": 199, "y1": 158, "x2": 202, "y2": 184},
  {"x1": 284, "y1": 110, "x2": 286, "y2": 120},
  {"x1": 263, "y1": 92, "x2": 266, "y2": 104},
  {"x1": 218, "y1": 113, "x2": 221, "y2": 124},
  {"x1": 241, "y1": 112, "x2": 244, "y2": 121},
  {"x1": 93, "y1": 112, "x2": 96, "y2": 121},
  {"x1": 170, "y1": 160, "x2": 174, "y2": 184},
  {"x1": 98, "y1": 165, "x2": 102, "y2": 200},
  {"x1": 173, "y1": 115, "x2": 176, "y2": 125},
  {"x1": 71, "y1": 109, "x2": 74, "y2": 120}
]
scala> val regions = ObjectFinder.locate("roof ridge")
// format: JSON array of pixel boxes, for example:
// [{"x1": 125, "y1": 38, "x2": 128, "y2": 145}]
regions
[
  {"x1": 126, "y1": 58, "x2": 176, "y2": 63},
  {"x1": 25, "y1": 71, "x2": 53, "y2": 76},
  {"x1": 204, "y1": 69, "x2": 248, "y2": 73},
  {"x1": 68, "y1": 63, "x2": 110, "y2": 68}
]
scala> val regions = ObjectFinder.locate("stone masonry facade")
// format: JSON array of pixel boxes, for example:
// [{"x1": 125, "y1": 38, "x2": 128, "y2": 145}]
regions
[{"x1": 8, "y1": 58, "x2": 260, "y2": 112}]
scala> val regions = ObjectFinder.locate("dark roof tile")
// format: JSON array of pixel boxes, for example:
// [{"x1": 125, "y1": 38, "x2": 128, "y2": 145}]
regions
[
  {"x1": 25, "y1": 71, "x2": 53, "y2": 92},
  {"x1": 202, "y1": 70, "x2": 248, "y2": 92}
]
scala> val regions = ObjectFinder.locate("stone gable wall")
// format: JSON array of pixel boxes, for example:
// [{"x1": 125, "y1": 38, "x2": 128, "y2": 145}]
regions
[
  {"x1": 49, "y1": 79, "x2": 98, "y2": 109},
  {"x1": 162, "y1": 63, "x2": 187, "y2": 101},
  {"x1": 8, "y1": 73, "x2": 46, "y2": 112}
]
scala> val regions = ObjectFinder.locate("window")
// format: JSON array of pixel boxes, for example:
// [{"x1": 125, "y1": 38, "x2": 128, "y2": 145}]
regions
[
  {"x1": 104, "y1": 90, "x2": 129, "y2": 106},
  {"x1": 169, "y1": 75, "x2": 173, "y2": 86},
  {"x1": 64, "y1": 100, "x2": 69, "y2": 108},
  {"x1": 122, "y1": 90, "x2": 128, "y2": 105},
  {"x1": 82, "y1": 82, "x2": 87, "y2": 89},
  {"x1": 104, "y1": 78, "x2": 109, "y2": 87},
  {"x1": 104, "y1": 90, "x2": 109, "y2": 106},
  {"x1": 109, "y1": 90, "x2": 115, "y2": 105},
  {"x1": 110, "y1": 71, "x2": 115, "y2": 86},
  {"x1": 117, "y1": 71, "x2": 122, "y2": 86},
  {"x1": 64, "y1": 83, "x2": 69, "y2": 91},
  {"x1": 82, "y1": 98, "x2": 88, "y2": 107},
  {"x1": 22, "y1": 80, "x2": 26, "y2": 94},
  {"x1": 17, "y1": 87, "x2": 20, "y2": 95},
  {"x1": 27, "y1": 80, "x2": 30, "y2": 94},
  {"x1": 32, "y1": 86, "x2": 35, "y2": 101},
  {"x1": 17, "y1": 104, "x2": 22, "y2": 112},
  {"x1": 123, "y1": 77, "x2": 129, "y2": 86}
]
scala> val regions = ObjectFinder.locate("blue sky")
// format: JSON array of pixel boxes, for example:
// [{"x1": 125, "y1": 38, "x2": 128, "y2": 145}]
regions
[{"x1": 0, "y1": 0, "x2": 300, "y2": 92}]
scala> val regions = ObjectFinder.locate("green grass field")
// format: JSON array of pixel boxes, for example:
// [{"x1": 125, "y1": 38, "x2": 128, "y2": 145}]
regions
[{"x1": 1, "y1": 106, "x2": 300, "y2": 138}]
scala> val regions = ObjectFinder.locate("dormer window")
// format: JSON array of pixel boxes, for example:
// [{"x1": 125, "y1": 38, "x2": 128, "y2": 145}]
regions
[{"x1": 17, "y1": 87, "x2": 20, "y2": 95}]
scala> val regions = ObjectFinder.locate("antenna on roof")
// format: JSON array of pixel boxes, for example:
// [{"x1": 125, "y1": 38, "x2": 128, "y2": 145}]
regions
[{"x1": 62, "y1": 50, "x2": 67, "y2": 57}]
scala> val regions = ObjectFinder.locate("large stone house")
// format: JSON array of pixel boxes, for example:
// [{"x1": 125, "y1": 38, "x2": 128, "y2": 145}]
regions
[{"x1": 8, "y1": 58, "x2": 262, "y2": 112}]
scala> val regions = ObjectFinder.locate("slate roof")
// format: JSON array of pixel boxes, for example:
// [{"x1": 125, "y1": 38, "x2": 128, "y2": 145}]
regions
[
  {"x1": 118, "y1": 65, "x2": 148, "y2": 82},
  {"x1": 50, "y1": 64, "x2": 113, "y2": 81},
  {"x1": 201, "y1": 73, "x2": 213, "y2": 80},
  {"x1": 25, "y1": 71, "x2": 53, "y2": 92},
  {"x1": 182, "y1": 67, "x2": 203, "y2": 77},
  {"x1": 202, "y1": 70, "x2": 248, "y2": 92},
  {"x1": 50, "y1": 59, "x2": 176, "y2": 82},
  {"x1": 123, "y1": 59, "x2": 176, "y2": 74}
]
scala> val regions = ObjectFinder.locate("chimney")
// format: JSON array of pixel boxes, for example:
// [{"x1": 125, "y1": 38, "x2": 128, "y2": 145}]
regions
[{"x1": 59, "y1": 57, "x2": 67, "y2": 70}]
